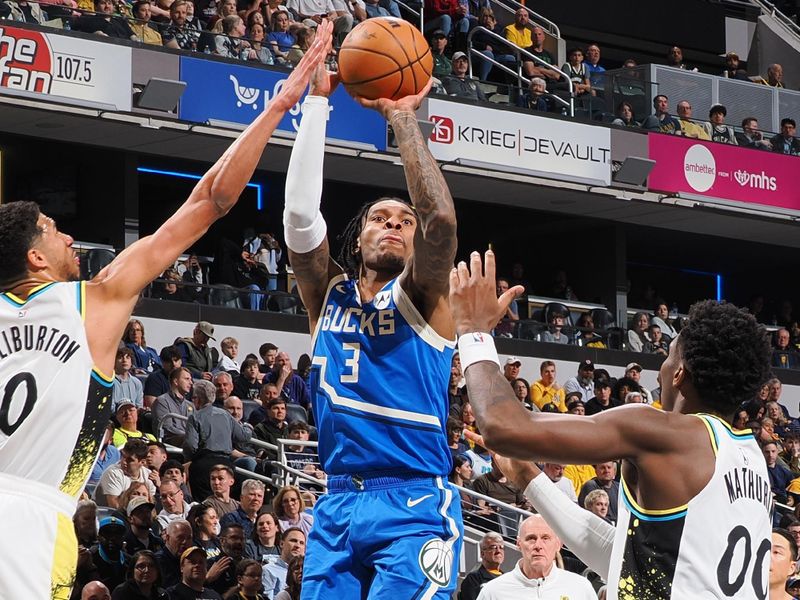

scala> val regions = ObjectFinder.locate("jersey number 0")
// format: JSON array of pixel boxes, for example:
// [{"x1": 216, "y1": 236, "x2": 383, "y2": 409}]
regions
[{"x1": 0, "y1": 372, "x2": 37, "y2": 436}]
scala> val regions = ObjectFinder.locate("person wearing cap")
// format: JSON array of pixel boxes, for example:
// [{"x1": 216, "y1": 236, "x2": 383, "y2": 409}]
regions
[
  {"x1": 722, "y1": 51, "x2": 748, "y2": 79},
  {"x1": 94, "y1": 439, "x2": 157, "y2": 509},
  {"x1": 502, "y1": 356, "x2": 521, "y2": 383},
  {"x1": 430, "y1": 29, "x2": 452, "y2": 79},
  {"x1": 531, "y1": 361, "x2": 566, "y2": 412},
  {"x1": 88, "y1": 516, "x2": 130, "y2": 592},
  {"x1": 113, "y1": 346, "x2": 144, "y2": 412},
  {"x1": 623, "y1": 363, "x2": 654, "y2": 405},
  {"x1": 442, "y1": 51, "x2": 488, "y2": 101},
  {"x1": 675, "y1": 100, "x2": 710, "y2": 140},
  {"x1": 177, "y1": 322, "x2": 220, "y2": 381},
  {"x1": 152, "y1": 367, "x2": 194, "y2": 446},
  {"x1": 584, "y1": 379, "x2": 621, "y2": 416},
  {"x1": 113, "y1": 400, "x2": 157, "y2": 449},
  {"x1": 702, "y1": 104, "x2": 737, "y2": 145},
  {"x1": 563, "y1": 360, "x2": 595, "y2": 405},
  {"x1": 167, "y1": 546, "x2": 223, "y2": 599},
  {"x1": 124, "y1": 496, "x2": 163, "y2": 555}
]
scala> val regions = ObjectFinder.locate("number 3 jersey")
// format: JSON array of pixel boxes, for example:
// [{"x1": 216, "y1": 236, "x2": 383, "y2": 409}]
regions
[
  {"x1": 309, "y1": 275, "x2": 455, "y2": 477},
  {"x1": 0, "y1": 281, "x2": 113, "y2": 499},
  {"x1": 609, "y1": 414, "x2": 772, "y2": 600}
]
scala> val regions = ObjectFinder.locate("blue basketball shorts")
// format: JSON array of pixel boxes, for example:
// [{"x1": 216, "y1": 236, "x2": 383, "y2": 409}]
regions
[{"x1": 301, "y1": 473, "x2": 463, "y2": 600}]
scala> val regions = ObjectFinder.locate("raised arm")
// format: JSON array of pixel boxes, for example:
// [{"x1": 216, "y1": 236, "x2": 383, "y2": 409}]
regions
[
  {"x1": 356, "y1": 81, "x2": 457, "y2": 334},
  {"x1": 85, "y1": 22, "x2": 334, "y2": 373}
]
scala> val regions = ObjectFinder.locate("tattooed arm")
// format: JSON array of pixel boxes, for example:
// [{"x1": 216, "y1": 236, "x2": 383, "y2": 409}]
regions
[{"x1": 356, "y1": 80, "x2": 457, "y2": 337}]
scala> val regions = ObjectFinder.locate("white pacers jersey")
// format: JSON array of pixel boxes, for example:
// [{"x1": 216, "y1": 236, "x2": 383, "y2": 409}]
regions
[
  {"x1": 609, "y1": 414, "x2": 772, "y2": 600},
  {"x1": 0, "y1": 281, "x2": 113, "y2": 497}
]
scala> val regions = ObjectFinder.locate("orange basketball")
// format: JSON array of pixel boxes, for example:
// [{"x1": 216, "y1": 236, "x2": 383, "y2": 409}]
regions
[{"x1": 338, "y1": 17, "x2": 433, "y2": 101}]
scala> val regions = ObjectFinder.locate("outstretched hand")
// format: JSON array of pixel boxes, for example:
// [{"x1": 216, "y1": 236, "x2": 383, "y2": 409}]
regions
[
  {"x1": 449, "y1": 250, "x2": 524, "y2": 337},
  {"x1": 463, "y1": 429, "x2": 540, "y2": 491},
  {"x1": 353, "y1": 77, "x2": 434, "y2": 121},
  {"x1": 271, "y1": 20, "x2": 334, "y2": 112},
  {"x1": 309, "y1": 61, "x2": 340, "y2": 98}
]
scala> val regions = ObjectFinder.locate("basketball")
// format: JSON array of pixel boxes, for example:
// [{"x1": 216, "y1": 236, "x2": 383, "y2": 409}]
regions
[{"x1": 338, "y1": 17, "x2": 433, "y2": 101}]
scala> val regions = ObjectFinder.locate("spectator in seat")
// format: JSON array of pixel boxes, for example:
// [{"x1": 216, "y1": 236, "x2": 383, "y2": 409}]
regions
[
  {"x1": 540, "y1": 310, "x2": 569, "y2": 345},
  {"x1": 152, "y1": 367, "x2": 194, "y2": 446},
  {"x1": 563, "y1": 359, "x2": 594, "y2": 404},
  {"x1": 157, "y1": 478, "x2": 198, "y2": 532},
  {"x1": 221, "y1": 479, "x2": 265, "y2": 539},
  {"x1": 770, "y1": 530, "x2": 797, "y2": 600},
  {"x1": 721, "y1": 50, "x2": 746, "y2": 79},
  {"x1": 145, "y1": 441, "x2": 169, "y2": 483},
  {"x1": 155, "y1": 520, "x2": 193, "y2": 589},
  {"x1": 262, "y1": 527, "x2": 306, "y2": 600},
  {"x1": 362, "y1": 0, "x2": 390, "y2": 18},
  {"x1": 113, "y1": 347, "x2": 144, "y2": 412},
  {"x1": 247, "y1": 22, "x2": 275, "y2": 65},
  {"x1": 511, "y1": 378, "x2": 535, "y2": 411},
  {"x1": 472, "y1": 9, "x2": 515, "y2": 82},
  {"x1": 184, "y1": 379, "x2": 249, "y2": 501},
  {"x1": 477, "y1": 515, "x2": 596, "y2": 599},
  {"x1": 180, "y1": 255, "x2": 208, "y2": 304},
  {"x1": 627, "y1": 311, "x2": 650, "y2": 352},
  {"x1": 575, "y1": 313, "x2": 606, "y2": 348},
  {"x1": 151, "y1": 268, "x2": 183, "y2": 301},
  {"x1": 162, "y1": 0, "x2": 201, "y2": 50},
  {"x1": 458, "y1": 531, "x2": 504, "y2": 600},
  {"x1": 584, "y1": 379, "x2": 621, "y2": 416},
  {"x1": 542, "y1": 462, "x2": 577, "y2": 502},
  {"x1": 493, "y1": 277, "x2": 518, "y2": 337},
  {"x1": 215, "y1": 15, "x2": 256, "y2": 59},
  {"x1": 94, "y1": 439, "x2": 157, "y2": 509},
  {"x1": 214, "y1": 340, "x2": 240, "y2": 377},
  {"x1": 578, "y1": 461, "x2": 620, "y2": 523},
  {"x1": 274, "y1": 485, "x2": 314, "y2": 537},
  {"x1": 286, "y1": 25, "x2": 317, "y2": 67},
  {"x1": 274, "y1": 555, "x2": 303, "y2": 600},
  {"x1": 759, "y1": 63, "x2": 785, "y2": 87},
  {"x1": 245, "y1": 511, "x2": 282, "y2": 561},
  {"x1": 234, "y1": 357, "x2": 264, "y2": 401},
  {"x1": 123, "y1": 320, "x2": 162, "y2": 377},
  {"x1": 773, "y1": 328, "x2": 800, "y2": 369},
  {"x1": 168, "y1": 546, "x2": 223, "y2": 600},
  {"x1": 703, "y1": 104, "x2": 737, "y2": 145},
  {"x1": 442, "y1": 51, "x2": 487, "y2": 101},
  {"x1": 665, "y1": 45, "x2": 696, "y2": 71},
  {"x1": 265, "y1": 351, "x2": 311, "y2": 410},
  {"x1": 448, "y1": 417, "x2": 470, "y2": 458},
  {"x1": 531, "y1": 360, "x2": 565, "y2": 412},
  {"x1": 561, "y1": 47, "x2": 592, "y2": 98},
  {"x1": 651, "y1": 301, "x2": 678, "y2": 340},
  {"x1": 641, "y1": 94, "x2": 682, "y2": 135},
  {"x1": 502, "y1": 357, "x2": 521, "y2": 383},
  {"x1": 259, "y1": 343, "x2": 279, "y2": 374},
  {"x1": 124, "y1": 497, "x2": 163, "y2": 557},
  {"x1": 430, "y1": 29, "x2": 452, "y2": 80},
  {"x1": 81, "y1": 582, "x2": 111, "y2": 600},
  {"x1": 206, "y1": 523, "x2": 247, "y2": 594},
  {"x1": 223, "y1": 396, "x2": 259, "y2": 472},
  {"x1": 213, "y1": 372, "x2": 235, "y2": 407},
  {"x1": 74, "y1": 500, "x2": 99, "y2": 549},
  {"x1": 583, "y1": 489, "x2": 611, "y2": 523},
  {"x1": 502, "y1": 8, "x2": 531, "y2": 52},
  {"x1": 584, "y1": 44, "x2": 605, "y2": 90},
  {"x1": 112, "y1": 549, "x2": 168, "y2": 600},
  {"x1": 143, "y1": 346, "x2": 182, "y2": 408},
  {"x1": 424, "y1": 0, "x2": 468, "y2": 40},
  {"x1": 771, "y1": 118, "x2": 800, "y2": 155},
  {"x1": 610, "y1": 100, "x2": 639, "y2": 128},
  {"x1": 565, "y1": 394, "x2": 585, "y2": 415},
  {"x1": 129, "y1": 0, "x2": 164, "y2": 45},
  {"x1": 177, "y1": 321, "x2": 219, "y2": 381},
  {"x1": 645, "y1": 324, "x2": 669, "y2": 356},
  {"x1": 516, "y1": 77, "x2": 552, "y2": 112},
  {"x1": 1, "y1": 0, "x2": 46, "y2": 23},
  {"x1": 112, "y1": 400, "x2": 156, "y2": 448},
  {"x1": 82, "y1": 517, "x2": 129, "y2": 593},
  {"x1": 74, "y1": 0, "x2": 138, "y2": 39},
  {"x1": 676, "y1": 100, "x2": 710, "y2": 140},
  {"x1": 267, "y1": 11, "x2": 295, "y2": 65},
  {"x1": 766, "y1": 441, "x2": 794, "y2": 507}
]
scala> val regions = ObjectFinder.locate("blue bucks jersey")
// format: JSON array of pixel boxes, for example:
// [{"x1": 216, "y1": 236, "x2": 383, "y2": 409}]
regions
[{"x1": 310, "y1": 275, "x2": 455, "y2": 477}]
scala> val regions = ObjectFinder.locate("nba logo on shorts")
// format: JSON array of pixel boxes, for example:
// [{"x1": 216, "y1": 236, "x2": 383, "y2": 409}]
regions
[
  {"x1": 429, "y1": 116, "x2": 454, "y2": 144},
  {"x1": 418, "y1": 538, "x2": 453, "y2": 587}
]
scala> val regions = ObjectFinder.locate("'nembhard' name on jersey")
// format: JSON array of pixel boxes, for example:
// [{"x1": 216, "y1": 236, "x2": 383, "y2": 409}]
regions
[
  {"x1": 319, "y1": 305, "x2": 396, "y2": 337},
  {"x1": 724, "y1": 466, "x2": 772, "y2": 512},
  {"x1": 0, "y1": 324, "x2": 81, "y2": 364}
]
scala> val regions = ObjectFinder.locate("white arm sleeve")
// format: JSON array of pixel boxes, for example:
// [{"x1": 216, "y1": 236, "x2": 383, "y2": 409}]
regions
[
  {"x1": 524, "y1": 472, "x2": 616, "y2": 580},
  {"x1": 283, "y1": 95, "x2": 329, "y2": 254}
]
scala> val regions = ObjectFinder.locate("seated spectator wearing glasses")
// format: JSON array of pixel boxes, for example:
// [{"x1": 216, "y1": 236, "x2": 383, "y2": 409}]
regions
[
  {"x1": 471, "y1": 9, "x2": 515, "y2": 82},
  {"x1": 610, "y1": 101, "x2": 638, "y2": 128},
  {"x1": 157, "y1": 479, "x2": 198, "y2": 532},
  {"x1": 771, "y1": 118, "x2": 800, "y2": 155},
  {"x1": 641, "y1": 94, "x2": 682, "y2": 135},
  {"x1": 458, "y1": 532, "x2": 505, "y2": 600},
  {"x1": 443, "y1": 52, "x2": 488, "y2": 101},
  {"x1": 274, "y1": 485, "x2": 314, "y2": 537},
  {"x1": 74, "y1": 0, "x2": 138, "y2": 39},
  {"x1": 676, "y1": 101, "x2": 710, "y2": 140},
  {"x1": 112, "y1": 400, "x2": 156, "y2": 448},
  {"x1": 702, "y1": 104, "x2": 737, "y2": 145},
  {"x1": 163, "y1": 0, "x2": 201, "y2": 50},
  {"x1": 112, "y1": 549, "x2": 168, "y2": 600},
  {"x1": 772, "y1": 328, "x2": 800, "y2": 369},
  {"x1": 516, "y1": 77, "x2": 553, "y2": 112},
  {"x1": 129, "y1": 0, "x2": 164, "y2": 45}
]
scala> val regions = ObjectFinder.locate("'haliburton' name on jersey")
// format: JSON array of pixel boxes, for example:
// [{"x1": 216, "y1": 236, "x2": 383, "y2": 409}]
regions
[
  {"x1": 0, "y1": 324, "x2": 81, "y2": 364},
  {"x1": 724, "y1": 466, "x2": 772, "y2": 513},
  {"x1": 319, "y1": 305, "x2": 396, "y2": 336}
]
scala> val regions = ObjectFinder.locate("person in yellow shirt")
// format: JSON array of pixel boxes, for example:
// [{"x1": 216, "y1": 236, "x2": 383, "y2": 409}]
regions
[
  {"x1": 502, "y1": 8, "x2": 532, "y2": 50},
  {"x1": 530, "y1": 360, "x2": 566, "y2": 412}
]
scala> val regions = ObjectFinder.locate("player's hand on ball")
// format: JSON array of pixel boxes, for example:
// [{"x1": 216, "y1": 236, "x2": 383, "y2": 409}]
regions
[
  {"x1": 309, "y1": 61, "x2": 339, "y2": 99},
  {"x1": 271, "y1": 20, "x2": 334, "y2": 112},
  {"x1": 354, "y1": 77, "x2": 434, "y2": 121},
  {"x1": 448, "y1": 250, "x2": 525, "y2": 337}
]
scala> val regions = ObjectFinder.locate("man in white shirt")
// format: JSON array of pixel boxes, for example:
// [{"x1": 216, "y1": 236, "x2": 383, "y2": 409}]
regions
[
  {"x1": 477, "y1": 515, "x2": 595, "y2": 599},
  {"x1": 93, "y1": 439, "x2": 157, "y2": 508},
  {"x1": 156, "y1": 479, "x2": 197, "y2": 531}
]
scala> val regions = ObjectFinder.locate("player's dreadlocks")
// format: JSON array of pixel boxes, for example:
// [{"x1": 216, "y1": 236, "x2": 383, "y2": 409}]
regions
[
  {"x1": 336, "y1": 197, "x2": 413, "y2": 280},
  {"x1": 0, "y1": 201, "x2": 42, "y2": 288}
]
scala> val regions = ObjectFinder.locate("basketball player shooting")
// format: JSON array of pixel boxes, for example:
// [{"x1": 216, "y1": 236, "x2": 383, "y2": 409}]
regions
[
  {"x1": 450, "y1": 250, "x2": 773, "y2": 600},
  {"x1": 0, "y1": 24, "x2": 332, "y2": 600},
  {"x1": 283, "y1": 70, "x2": 462, "y2": 597}
]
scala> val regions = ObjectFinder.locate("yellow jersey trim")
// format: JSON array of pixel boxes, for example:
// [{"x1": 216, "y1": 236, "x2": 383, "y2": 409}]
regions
[{"x1": 621, "y1": 477, "x2": 689, "y2": 516}]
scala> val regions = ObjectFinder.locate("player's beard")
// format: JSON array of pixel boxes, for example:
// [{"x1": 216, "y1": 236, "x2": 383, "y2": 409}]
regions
[{"x1": 371, "y1": 250, "x2": 406, "y2": 275}]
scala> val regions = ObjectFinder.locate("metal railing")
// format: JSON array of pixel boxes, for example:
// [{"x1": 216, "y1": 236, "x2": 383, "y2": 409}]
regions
[
  {"x1": 488, "y1": 0, "x2": 559, "y2": 38},
  {"x1": 752, "y1": 0, "x2": 800, "y2": 38},
  {"x1": 465, "y1": 26, "x2": 573, "y2": 116}
]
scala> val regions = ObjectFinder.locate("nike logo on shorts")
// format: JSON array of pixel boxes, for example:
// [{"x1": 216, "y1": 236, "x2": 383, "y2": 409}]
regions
[{"x1": 406, "y1": 494, "x2": 434, "y2": 508}]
